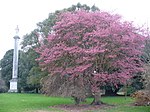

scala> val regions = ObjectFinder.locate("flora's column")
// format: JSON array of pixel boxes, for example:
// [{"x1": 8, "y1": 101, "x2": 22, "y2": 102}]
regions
[{"x1": 8, "y1": 26, "x2": 20, "y2": 92}]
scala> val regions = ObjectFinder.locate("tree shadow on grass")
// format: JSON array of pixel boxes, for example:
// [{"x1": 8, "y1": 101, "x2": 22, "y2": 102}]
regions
[{"x1": 49, "y1": 104, "x2": 114, "y2": 112}]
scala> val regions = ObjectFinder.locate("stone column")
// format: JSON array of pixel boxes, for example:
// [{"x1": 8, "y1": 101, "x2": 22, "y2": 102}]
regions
[{"x1": 8, "y1": 26, "x2": 20, "y2": 92}]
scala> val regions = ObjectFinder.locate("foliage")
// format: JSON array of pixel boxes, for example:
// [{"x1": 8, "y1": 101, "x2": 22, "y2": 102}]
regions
[
  {"x1": 0, "y1": 49, "x2": 13, "y2": 87},
  {"x1": 0, "y1": 79, "x2": 7, "y2": 93},
  {"x1": 27, "y1": 67, "x2": 41, "y2": 87},
  {"x1": 27, "y1": 66, "x2": 48, "y2": 93},
  {"x1": 131, "y1": 90, "x2": 150, "y2": 106},
  {"x1": 37, "y1": 10, "x2": 146, "y2": 104},
  {"x1": 128, "y1": 75, "x2": 144, "y2": 95},
  {"x1": 21, "y1": 30, "x2": 39, "y2": 50},
  {"x1": 18, "y1": 48, "x2": 42, "y2": 92},
  {"x1": 141, "y1": 39, "x2": 150, "y2": 90},
  {"x1": 0, "y1": 49, "x2": 28, "y2": 91},
  {"x1": 0, "y1": 49, "x2": 42, "y2": 92},
  {"x1": 0, "y1": 72, "x2": 7, "y2": 93},
  {"x1": 143, "y1": 64, "x2": 150, "y2": 90},
  {"x1": 20, "y1": 3, "x2": 100, "y2": 95},
  {"x1": 118, "y1": 74, "x2": 144, "y2": 96},
  {"x1": 104, "y1": 86, "x2": 121, "y2": 96},
  {"x1": 141, "y1": 39, "x2": 150, "y2": 63},
  {"x1": 21, "y1": 3, "x2": 99, "y2": 50}
]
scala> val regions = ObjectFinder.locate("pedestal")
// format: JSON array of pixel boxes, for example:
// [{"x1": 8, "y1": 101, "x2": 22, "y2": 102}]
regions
[{"x1": 8, "y1": 78, "x2": 18, "y2": 92}]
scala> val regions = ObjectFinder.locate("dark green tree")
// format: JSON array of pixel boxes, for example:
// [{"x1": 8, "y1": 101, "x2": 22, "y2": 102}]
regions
[
  {"x1": 18, "y1": 48, "x2": 41, "y2": 92},
  {"x1": 0, "y1": 49, "x2": 41, "y2": 92},
  {"x1": 0, "y1": 49, "x2": 13, "y2": 87},
  {"x1": 0, "y1": 69, "x2": 7, "y2": 92},
  {"x1": 27, "y1": 66, "x2": 48, "y2": 93},
  {"x1": 0, "y1": 49, "x2": 28, "y2": 91}
]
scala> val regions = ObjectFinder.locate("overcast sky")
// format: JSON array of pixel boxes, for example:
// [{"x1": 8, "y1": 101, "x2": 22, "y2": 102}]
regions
[{"x1": 0, "y1": 0, "x2": 150, "y2": 59}]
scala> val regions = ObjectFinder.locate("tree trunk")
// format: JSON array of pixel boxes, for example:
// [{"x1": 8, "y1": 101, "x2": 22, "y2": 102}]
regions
[
  {"x1": 91, "y1": 91, "x2": 102, "y2": 105},
  {"x1": 35, "y1": 88, "x2": 39, "y2": 93},
  {"x1": 72, "y1": 96, "x2": 81, "y2": 105}
]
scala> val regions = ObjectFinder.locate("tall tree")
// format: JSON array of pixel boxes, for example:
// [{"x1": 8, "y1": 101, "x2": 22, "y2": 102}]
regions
[
  {"x1": 18, "y1": 48, "x2": 40, "y2": 92},
  {"x1": 20, "y1": 3, "x2": 100, "y2": 95},
  {"x1": 0, "y1": 49, "x2": 13, "y2": 87},
  {"x1": 37, "y1": 10, "x2": 146, "y2": 105}
]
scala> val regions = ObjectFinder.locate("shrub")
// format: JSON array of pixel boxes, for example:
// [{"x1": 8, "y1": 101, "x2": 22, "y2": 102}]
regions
[
  {"x1": 0, "y1": 79, "x2": 7, "y2": 93},
  {"x1": 131, "y1": 90, "x2": 150, "y2": 106}
]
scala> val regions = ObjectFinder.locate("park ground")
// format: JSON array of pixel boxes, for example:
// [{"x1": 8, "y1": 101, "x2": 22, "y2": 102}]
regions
[{"x1": 0, "y1": 93, "x2": 150, "y2": 112}]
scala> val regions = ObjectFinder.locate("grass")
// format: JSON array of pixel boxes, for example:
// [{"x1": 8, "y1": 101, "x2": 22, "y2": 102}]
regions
[
  {"x1": 90, "y1": 96, "x2": 150, "y2": 112},
  {"x1": 0, "y1": 93, "x2": 73, "y2": 112},
  {"x1": 0, "y1": 93, "x2": 150, "y2": 112}
]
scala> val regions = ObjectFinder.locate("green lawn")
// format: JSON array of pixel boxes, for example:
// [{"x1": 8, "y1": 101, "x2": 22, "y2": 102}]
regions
[{"x1": 0, "y1": 93, "x2": 149, "y2": 112}]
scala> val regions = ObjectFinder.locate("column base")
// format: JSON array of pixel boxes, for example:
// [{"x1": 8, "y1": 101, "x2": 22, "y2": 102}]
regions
[
  {"x1": 8, "y1": 78, "x2": 18, "y2": 93},
  {"x1": 8, "y1": 89, "x2": 18, "y2": 93}
]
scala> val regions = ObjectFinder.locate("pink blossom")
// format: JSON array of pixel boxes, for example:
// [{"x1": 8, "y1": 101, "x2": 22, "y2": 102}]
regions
[{"x1": 36, "y1": 10, "x2": 147, "y2": 92}]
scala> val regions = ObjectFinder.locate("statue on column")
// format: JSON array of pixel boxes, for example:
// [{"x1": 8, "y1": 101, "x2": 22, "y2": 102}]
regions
[{"x1": 8, "y1": 26, "x2": 20, "y2": 92}]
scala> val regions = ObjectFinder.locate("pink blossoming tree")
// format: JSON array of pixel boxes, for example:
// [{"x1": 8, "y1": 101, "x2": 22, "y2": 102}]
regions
[{"x1": 36, "y1": 10, "x2": 146, "y2": 105}]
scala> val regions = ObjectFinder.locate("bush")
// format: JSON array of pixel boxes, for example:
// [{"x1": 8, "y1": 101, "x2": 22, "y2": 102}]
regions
[
  {"x1": 0, "y1": 88, "x2": 7, "y2": 93},
  {"x1": 0, "y1": 79, "x2": 7, "y2": 93},
  {"x1": 131, "y1": 90, "x2": 150, "y2": 106}
]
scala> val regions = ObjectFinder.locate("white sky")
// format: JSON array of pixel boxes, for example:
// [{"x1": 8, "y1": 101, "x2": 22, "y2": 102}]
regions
[{"x1": 0, "y1": 0, "x2": 150, "y2": 59}]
